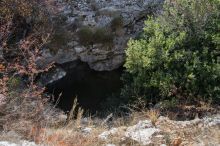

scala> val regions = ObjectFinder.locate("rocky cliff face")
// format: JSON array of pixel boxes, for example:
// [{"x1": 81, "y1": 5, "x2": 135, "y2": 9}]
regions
[{"x1": 39, "y1": 0, "x2": 163, "y2": 71}]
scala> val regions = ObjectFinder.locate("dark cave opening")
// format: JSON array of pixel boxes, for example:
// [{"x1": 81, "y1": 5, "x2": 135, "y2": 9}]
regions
[{"x1": 46, "y1": 61, "x2": 124, "y2": 113}]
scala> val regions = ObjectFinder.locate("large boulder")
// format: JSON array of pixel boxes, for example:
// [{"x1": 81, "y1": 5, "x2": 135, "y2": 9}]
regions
[{"x1": 98, "y1": 120, "x2": 161, "y2": 145}]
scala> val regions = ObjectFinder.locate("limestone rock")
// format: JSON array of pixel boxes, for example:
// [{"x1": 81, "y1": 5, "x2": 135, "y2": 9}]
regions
[
  {"x1": 0, "y1": 94, "x2": 6, "y2": 106},
  {"x1": 40, "y1": 0, "x2": 164, "y2": 71},
  {"x1": 0, "y1": 141, "x2": 41, "y2": 146},
  {"x1": 82, "y1": 127, "x2": 93, "y2": 135},
  {"x1": 99, "y1": 128, "x2": 119, "y2": 140},
  {"x1": 39, "y1": 67, "x2": 66, "y2": 86},
  {"x1": 98, "y1": 120, "x2": 160, "y2": 145},
  {"x1": 124, "y1": 120, "x2": 160, "y2": 145},
  {"x1": 125, "y1": 127, "x2": 160, "y2": 145},
  {"x1": 106, "y1": 144, "x2": 116, "y2": 146}
]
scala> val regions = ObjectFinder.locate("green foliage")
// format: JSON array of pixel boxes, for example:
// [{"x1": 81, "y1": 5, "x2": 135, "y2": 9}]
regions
[
  {"x1": 110, "y1": 16, "x2": 124, "y2": 31},
  {"x1": 77, "y1": 27, "x2": 94, "y2": 46},
  {"x1": 160, "y1": 98, "x2": 178, "y2": 109},
  {"x1": 48, "y1": 15, "x2": 72, "y2": 54},
  {"x1": 124, "y1": 0, "x2": 220, "y2": 102},
  {"x1": 93, "y1": 28, "x2": 114, "y2": 46},
  {"x1": 7, "y1": 77, "x2": 22, "y2": 90},
  {"x1": 0, "y1": 0, "x2": 51, "y2": 58},
  {"x1": 77, "y1": 26, "x2": 114, "y2": 48},
  {"x1": 48, "y1": 31, "x2": 72, "y2": 54}
]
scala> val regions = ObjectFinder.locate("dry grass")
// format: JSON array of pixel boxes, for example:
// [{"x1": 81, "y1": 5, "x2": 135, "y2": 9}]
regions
[
  {"x1": 0, "y1": 92, "x2": 219, "y2": 146},
  {"x1": 66, "y1": 98, "x2": 78, "y2": 124},
  {"x1": 146, "y1": 109, "x2": 160, "y2": 125},
  {"x1": 1, "y1": 100, "x2": 219, "y2": 146},
  {"x1": 13, "y1": 99, "x2": 139, "y2": 146},
  {"x1": 23, "y1": 98, "x2": 105, "y2": 146},
  {"x1": 27, "y1": 116, "x2": 107, "y2": 146}
]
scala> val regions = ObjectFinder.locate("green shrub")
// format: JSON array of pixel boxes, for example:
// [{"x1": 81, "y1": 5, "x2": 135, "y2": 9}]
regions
[
  {"x1": 77, "y1": 27, "x2": 94, "y2": 46},
  {"x1": 7, "y1": 77, "x2": 22, "y2": 90},
  {"x1": 93, "y1": 28, "x2": 107, "y2": 43},
  {"x1": 110, "y1": 16, "x2": 124, "y2": 31},
  {"x1": 48, "y1": 31, "x2": 71, "y2": 54},
  {"x1": 101, "y1": 32, "x2": 114, "y2": 48},
  {"x1": 48, "y1": 16, "x2": 72, "y2": 54},
  {"x1": 77, "y1": 26, "x2": 114, "y2": 48},
  {"x1": 93, "y1": 28, "x2": 114, "y2": 47},
  {"x1": 0, "y1": 0, "x2": 51, "y2": 58},
  {"x1": 124, "y1": 0, "x2": 220, "y2": 102}
]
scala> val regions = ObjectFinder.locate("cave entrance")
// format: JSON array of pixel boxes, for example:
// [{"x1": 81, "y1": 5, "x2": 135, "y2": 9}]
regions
[{"x1": 46, "y1": 61, "x2": 124, "y2": 112}]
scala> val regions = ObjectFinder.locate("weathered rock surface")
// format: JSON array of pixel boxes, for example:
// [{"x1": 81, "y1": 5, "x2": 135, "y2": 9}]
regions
[
  {"x1": 99, "y1": 128, "x2": 121, "y2": 140},
  {"x1": 98, "y1": 115, "x2": 220, "y2": 146},
  {"x1": 124, "y1": 120, "x2": 160, "y2": 145},
  {"x1": 38, "y1": 67, "x2": 66, "y2": 86},
  {"x1": 0, "y1": 94, "x2": 6, "y2": 106},
  {"x1": 1, "y1": 115, "x2": 219, "y2": 146},
  {"x1": 0, "y1": 141, "x2": 41, "y2": 146},
  {"x1": 39, "y1": 0, "x2": 163, "y2": 71},
  {"x1": 99, "y1": 120, "x2": 161, "y2": 145}
]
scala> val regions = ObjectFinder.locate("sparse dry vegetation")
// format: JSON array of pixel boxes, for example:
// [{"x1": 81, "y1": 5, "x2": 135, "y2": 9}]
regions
[
  {"x1": 77, "y1": 26, "x2": 114, "y2": 48},
  {"x1": 0, "y1": 0, "x2": 54, "y2": 140}
]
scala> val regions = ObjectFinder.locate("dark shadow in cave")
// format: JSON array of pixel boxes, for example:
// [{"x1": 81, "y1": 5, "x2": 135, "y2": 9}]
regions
[{"x1": 46, "y1": 60, "x2": 124, "y2": 113}]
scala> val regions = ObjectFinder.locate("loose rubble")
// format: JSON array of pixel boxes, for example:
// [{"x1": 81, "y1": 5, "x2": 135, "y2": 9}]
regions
[
  {"x1": 98, "y1": 115, "x2": 220, "y2": 145},
  {"x1": 0, "y1": 141, "x2": 41, "y2": 146},
  {"x1": 1, "y1": 115, "x2": 219, "y2": 146}
]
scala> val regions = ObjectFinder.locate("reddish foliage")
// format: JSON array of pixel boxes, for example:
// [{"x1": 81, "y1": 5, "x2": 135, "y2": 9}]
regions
[{"x1": 0, "y1": 0, "x2": 55, "y2": 133}]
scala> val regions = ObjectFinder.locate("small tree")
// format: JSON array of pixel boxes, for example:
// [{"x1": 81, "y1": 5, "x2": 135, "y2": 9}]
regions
[
  {"x1": 0, "y1": 0, "x2": 54, "y2": 132},
  {"x1": 124, "y1": 0, "x2": 220, "y2": 102}
]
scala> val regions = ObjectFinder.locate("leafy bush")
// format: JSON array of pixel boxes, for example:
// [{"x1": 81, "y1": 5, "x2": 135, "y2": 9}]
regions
[
  {"x1": 77, "y1": 27, "x2": 94, "y2": 46},
  {"x1": 48, "y1": 15, "x2": 72, "y2": 54},
  {"x1": 0, "y1": 0, "x2": 32, "y2": 19},
  {"x1": 48, "y1": 31, "x2": 71, "y2": 54},
  {"x1": 7, "y1": 77, "x2": 22, "y2": 90},
  {"x1": 94, "y1": 28, "x2": 114, "y2": 47},
  {"x1": 0, "y1": 0, "x2": 54, "y2": 134},
  {"x1": 110, "y1": 16, "x2": 124, "y2": 31},
  {"x1": 77, "y1": 26, "x2": 114, "y2": 48},
  {"x1": 0, "y1": 0, "x2": 51, "y2": 58},
  {"x1": 124, "y1": 0, "x2": 220, "y2": 102}
]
